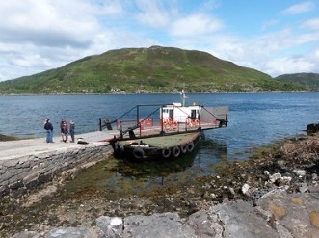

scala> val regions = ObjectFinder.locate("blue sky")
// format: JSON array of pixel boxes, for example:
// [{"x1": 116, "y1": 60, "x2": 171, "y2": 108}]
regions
[{"x1": 0, "y1": 0, "x2": 318, "y2": 81}]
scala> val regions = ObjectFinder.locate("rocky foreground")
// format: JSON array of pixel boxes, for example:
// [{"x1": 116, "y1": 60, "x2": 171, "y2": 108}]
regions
[{"x1": 1, "y1": 132, "x2": 319, "y2": 237}]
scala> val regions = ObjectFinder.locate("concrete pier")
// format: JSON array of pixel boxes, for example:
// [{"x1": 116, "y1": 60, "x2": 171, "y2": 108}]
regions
[{"x1": 0, "y1": 130, "x2": 118, "y2": 197}]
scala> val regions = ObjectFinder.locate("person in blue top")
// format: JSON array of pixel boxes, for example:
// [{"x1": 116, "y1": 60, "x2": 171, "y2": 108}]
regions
[{"x1": 43, "y1": 119, "x2": 54, "y2": 143}]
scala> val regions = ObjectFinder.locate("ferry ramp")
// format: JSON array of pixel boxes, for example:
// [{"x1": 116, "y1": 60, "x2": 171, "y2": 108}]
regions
[{"x1": 0, "y1": 130, "x2": 119, "y2": 160}]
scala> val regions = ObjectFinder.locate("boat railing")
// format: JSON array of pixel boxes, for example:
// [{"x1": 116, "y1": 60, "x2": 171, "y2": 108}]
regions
[
  {"x1": 99, "y1": 104, "x2": 228, "y2": 138},
  {"x1": 99, "y1": 118, "x2": 116, "y2": 131},
  {"x1": 117, "y1": 119, "x2": 138, "y2": 131},
  {"x1": 99, "y1": 115, "x2": 226, "y2": 139}
]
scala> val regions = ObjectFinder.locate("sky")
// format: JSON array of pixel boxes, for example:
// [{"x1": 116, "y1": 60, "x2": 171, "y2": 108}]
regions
[{"x1": 0, "y1": 0, "x2": 318, "y2": 82}]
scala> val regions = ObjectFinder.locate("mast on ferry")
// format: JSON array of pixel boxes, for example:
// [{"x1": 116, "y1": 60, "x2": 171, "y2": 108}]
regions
[{"x1": 180, "y1": 90, "x2": 188, "y2": 106}]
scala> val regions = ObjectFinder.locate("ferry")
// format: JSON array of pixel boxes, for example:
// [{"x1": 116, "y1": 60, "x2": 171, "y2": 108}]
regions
[{"x1": 101, "y1": 92, "x2": 228, "y2": 160}]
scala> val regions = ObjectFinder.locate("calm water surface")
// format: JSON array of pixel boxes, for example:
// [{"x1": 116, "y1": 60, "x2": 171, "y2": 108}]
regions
[
  {"x1": 1, "y1": 93, "x2": 319, "y2": 193},
  {"x1": 1, "y1": 92, "x2": 318, "y2": 153}
]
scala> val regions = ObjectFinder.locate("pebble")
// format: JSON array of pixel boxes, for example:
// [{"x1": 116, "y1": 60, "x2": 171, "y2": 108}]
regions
[
  {"x1": 293, "y1": 169, "x2": 306, "y2": 177},
  {"x1": 298, "y1": 183, "x2": 308, "y2": 193},
  {"x1": 241, "y1": 183, "x2": 250, "y2": 195}
]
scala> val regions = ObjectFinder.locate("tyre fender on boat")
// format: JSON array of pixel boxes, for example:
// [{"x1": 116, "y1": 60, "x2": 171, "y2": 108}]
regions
[
  {"x1": 172, "y1": 146, "x2": 181, "y2": 157},
  {"x1": 180, "y1": 144, "x2": 188, "y2": 153},
  {"x1": 114, "y1": 142, "x2": 124, "y2": 153},
  {"x1": 187, "y1": 142, "x2": 195, "y2": 152},
  {"x1": 161, "y1": 147, "x2": 171, "y2": 158},
  {"x1": 132, "y1": 146, "x2": 145, "y2": 159}
]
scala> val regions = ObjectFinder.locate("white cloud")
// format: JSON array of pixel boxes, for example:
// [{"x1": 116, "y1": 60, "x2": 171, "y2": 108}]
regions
[
  {"x1": 0, "y1": 0, "x2": 109, "y2": 81},
  {"x1": 0, "y1": 0, "x2": 318, "y2": 82},
  {"x1": 0, "y1": 0, "x2": 107, "y2": 61},
  {"x1": 185, "y1": 22, "x2": 319, "y2": 78},
  {"x1": 171, "y1": 14, "x2": 223, "y2": 37},
  {"x1": 261, "y1": 19, "x2": 280, "y2": 31},
  {"x1": 266, "y1": 53, "x2": 318, "y2": 76},
  {"x1": 0, "y1": 0, "x2": 99, "y2": 46},
  {"x1": 95, "y1": 0, "x2": 123, "y2": 15},
  {"x1": 134, "y1": 0, "x2": 174, "y2": 28},
  {"x1": 302, "y1": 17, "x2": 319, "y2": 30},
  {"x1": 282, "y1": 1, "x2": 315, "y2": 14},
  {"x1": 10, "y1": 54, "x2": 49, "y2": 68},
  {"x1": 136, "y1": 10, "x2": 171, "y2": 29}
]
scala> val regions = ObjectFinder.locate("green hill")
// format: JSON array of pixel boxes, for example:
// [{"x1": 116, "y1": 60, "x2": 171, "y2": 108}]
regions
[
  {"x1": 0, "y1": 46, "x2": 306, "y2": 94},
  {"x1": 276, "y1": 73, "x2": 319, "y2": 91}
]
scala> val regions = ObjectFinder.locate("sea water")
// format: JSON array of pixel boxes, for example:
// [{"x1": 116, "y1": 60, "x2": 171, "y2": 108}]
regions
[
  {"x1": 1, "y1": 92, "x2": 318, "y2": 157},
  {"x1": 2, "y1": 92, "x2": 319, "y2": 192}
]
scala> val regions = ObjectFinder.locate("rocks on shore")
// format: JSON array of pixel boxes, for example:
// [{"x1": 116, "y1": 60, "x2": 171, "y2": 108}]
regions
[
  {"x1": 4, "y1": 133, "x2": 319, "y2": 237},
  {"x1": 11, "y1": 190, "x2": 319, "y2": 238}
]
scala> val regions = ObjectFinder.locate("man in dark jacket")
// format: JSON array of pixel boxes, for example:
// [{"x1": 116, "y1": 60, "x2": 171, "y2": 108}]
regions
[
  {"x1": 69, "y1": 120, "x2": 75, "y2": 143},
  {"x1": 44, "y1": 119, "x2": 54, "y2": 143}
]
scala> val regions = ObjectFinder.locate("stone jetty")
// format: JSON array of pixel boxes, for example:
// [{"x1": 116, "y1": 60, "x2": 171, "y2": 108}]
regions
[{"x1": 0, "y1": 131, "x2": 116, "y2": 198}]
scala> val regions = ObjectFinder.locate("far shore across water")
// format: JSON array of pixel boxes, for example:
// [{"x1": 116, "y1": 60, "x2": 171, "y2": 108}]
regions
[{"x1": 0, "y1": 90, "x2": 313, "y2": 97}]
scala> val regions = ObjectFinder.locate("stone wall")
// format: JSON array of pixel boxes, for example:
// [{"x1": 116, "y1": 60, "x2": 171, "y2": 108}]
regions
[{"x1": 0, "y1": 143, "x2": 113, "y2": 197}]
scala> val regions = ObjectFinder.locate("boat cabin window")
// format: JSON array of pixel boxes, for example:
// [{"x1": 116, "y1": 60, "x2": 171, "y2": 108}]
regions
[
  {"x1": 191, "y1": 110, "x2": 197, "y2": 119},
  {"x1": 169, "y1": 109, "x2": 173, "y2": 119},
  {"x1": 162, "y1": 108, "x2": 174, "y2": 119}
]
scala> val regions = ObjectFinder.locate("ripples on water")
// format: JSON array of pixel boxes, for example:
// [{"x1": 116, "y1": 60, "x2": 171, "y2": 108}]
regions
[
  {"x1": 1, "y1": 92, "x2": 319, "y2": 160},
  {"x1": 1, "y1": 93, "x2": 319, "y2": 191}
]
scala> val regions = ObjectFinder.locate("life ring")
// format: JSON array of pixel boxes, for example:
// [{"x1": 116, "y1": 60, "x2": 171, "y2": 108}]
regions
[
  {"x1": 147, "y1": 118, "x2": 153, "y2": 126},
  {"x1": 187, "y1": 142, "x2": 195, "y2": 152},
  {"x1": 172, "y1": 146, "x2": 181, "y2": 157},
  {"x1": 132, "y1": 146, "x2": 145, "y2": 159},
  {"x1": 172, "y1": 121, "x2": 178, "y2": 129},
  {"x1": 180, "y1": 144, "x2": 188, "y2": 153},
  {"x1": 161, "y1": 147, "x2": 171, "y2": 158},
  {"x1": 163, "y1": 119, "x2": 170, "y2": 129}
]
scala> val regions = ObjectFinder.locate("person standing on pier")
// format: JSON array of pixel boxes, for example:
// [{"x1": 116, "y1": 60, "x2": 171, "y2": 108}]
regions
[
  {"x1": 69, "y1": 120, "x2": 75, "y2": 143},
  {"x1": 62, "y1": 121, "x2": 68, "y2": 142},
  {"x1": 43, "y1": 119, "x2": 54, "y2": 143},
  {"x1": 60, "y1": 119, "x2": 65, "y2": 142}
]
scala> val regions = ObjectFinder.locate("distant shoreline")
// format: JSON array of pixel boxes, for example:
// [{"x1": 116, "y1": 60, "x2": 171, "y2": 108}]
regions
[{"x1": 0, "y1": 90, "x2": 313, "y2": 97}]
